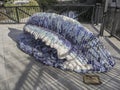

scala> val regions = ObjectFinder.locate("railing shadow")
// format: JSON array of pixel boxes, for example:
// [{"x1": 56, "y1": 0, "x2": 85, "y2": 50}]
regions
[
  {"x1": 8, "y1": 27, "x2": 120, "y2": 90},
  {"x1": 104, "y1": 37, "x2": 120, "y2": 54},
  {"x1": 91, "y1": 24, "x2": 99, "y2": 33},
  {"x1": 112, "y1": 56, "x2": 120, "y2": 61},
  {"x1": 8, "y1": 28, "x2": 92, "y2": 90}
]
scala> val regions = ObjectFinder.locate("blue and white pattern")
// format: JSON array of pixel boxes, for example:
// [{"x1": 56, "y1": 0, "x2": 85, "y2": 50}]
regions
[{"x1": 19, "y1": 12, "x2": 115, "y2": 73}]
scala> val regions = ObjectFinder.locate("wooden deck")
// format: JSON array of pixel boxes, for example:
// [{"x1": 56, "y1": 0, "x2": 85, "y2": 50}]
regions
[{"x1": 0, "y1": 24, "x2": 120, "y2": 90}]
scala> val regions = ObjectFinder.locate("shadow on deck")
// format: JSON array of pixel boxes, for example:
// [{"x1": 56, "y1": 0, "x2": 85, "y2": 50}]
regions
[{"x1": 6, "y1": 26, "x2": 120, "y2": 90}]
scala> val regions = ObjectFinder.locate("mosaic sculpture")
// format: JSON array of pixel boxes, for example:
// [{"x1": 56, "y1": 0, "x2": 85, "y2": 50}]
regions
[{"x1": 19, "y1": 13, "x2": 115, "y2": 73}]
